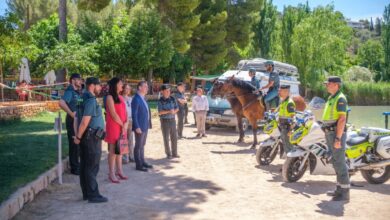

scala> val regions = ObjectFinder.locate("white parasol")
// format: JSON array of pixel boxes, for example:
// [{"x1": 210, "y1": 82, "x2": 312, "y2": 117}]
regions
[
  {"x1": 19, "y1": 57, "x2": 31, "y2": 83},
  {"x1": 44, "y1": 70, "x2": 56, "y2": 85}
]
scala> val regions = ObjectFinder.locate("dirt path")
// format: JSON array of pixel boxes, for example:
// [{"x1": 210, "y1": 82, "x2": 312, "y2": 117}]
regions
[{"x1": 13, "y1": 116, "x2": 390, "y2": 220}]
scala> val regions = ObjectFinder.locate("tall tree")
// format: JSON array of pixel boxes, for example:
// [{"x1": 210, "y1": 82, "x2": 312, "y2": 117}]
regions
[
  {"x1": 383, "y1": 4, "x2": 390, "y2": 81},
  {"x1": 190, "y1": 0, "x2": 228, "y2": 71},
  {"x1": 96, "y1": 10, "x2": 130, "y2": 76},
  {"x1": 253, "y1": 0, "x2": 278, "y2": 59},
  {"x1": 125, "y1": 5, "x2": 174, "y2": 85},
  {"x1": 77, "y1": 0, "x2": 111, "y2": 12},
  {"x1": 225, "y1": 0, "x2": 262, "y2": 65},
  {"x1": 156, "y1": 0, "x2": 201, "y2": 54},
  {"x1": 370, "y1": 17, "x2": 374, "y2": 31},
  {"x1": 58, "y1": 0, "x2": 67, "y2": 42},
  {"x1": 375, "y1": 17, "x2": 382, "y2": 36},
  {"x1": 280, "y1": 3, "x2": 310, "y2": 63},
  {"x1": 291, "y1": 6, "x2": 352, "y2": 93},
  {"x1": 357, "y1": 39, "x2": 384, "y2": 77},
  {"x1": 7, "y1": 0, "x2": 57, "y2": 30}
]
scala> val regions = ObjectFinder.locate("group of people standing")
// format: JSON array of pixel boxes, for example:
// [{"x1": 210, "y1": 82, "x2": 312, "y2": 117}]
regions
[
  {"x1": 249, "y1": 60, "x2": 350, "y2": 201},
  {"x1": 60, "y1": 75, "x2": 154, "y2": 203},
  {"x1": 156, "y1": 83, "x2": 209, "y2": 159},
  {"x1": 59, "y1": 73, "x2": 210, "y2": 203}
]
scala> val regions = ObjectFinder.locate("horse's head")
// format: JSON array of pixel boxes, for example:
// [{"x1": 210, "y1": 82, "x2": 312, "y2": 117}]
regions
[{"x1": 211, "y1": 80, "x2": 231, "y2": 98}]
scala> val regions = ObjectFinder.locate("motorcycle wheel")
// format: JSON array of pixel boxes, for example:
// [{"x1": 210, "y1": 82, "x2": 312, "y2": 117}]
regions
[
  {"x1": 282, "y1": 156, "x2": 308, "y2": 182},
  {"x1": 256, "y1": 141, "x2": 279, "y2": 165},
  {"x1": 361, "y1": 165, "x2": 390, "y2": 184}
]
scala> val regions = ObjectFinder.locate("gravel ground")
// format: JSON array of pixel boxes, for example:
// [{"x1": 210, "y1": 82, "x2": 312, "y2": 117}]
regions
[{"x1": 13, "y1": 116, "x2": 390, "y2": 220}]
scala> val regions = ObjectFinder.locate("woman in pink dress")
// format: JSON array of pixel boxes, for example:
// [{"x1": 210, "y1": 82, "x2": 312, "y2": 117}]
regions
[{"x1": 105, "y1": 77, "x2": 128, "y2": 183}]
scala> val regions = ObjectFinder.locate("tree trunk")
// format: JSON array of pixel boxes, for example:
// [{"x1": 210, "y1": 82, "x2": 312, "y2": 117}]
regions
[
  {"x1": 147, "y1": 68, "x2": 153, "y2": 95},
  {"x1": 59, "y1": 0, "x2": 67, "y2": 43},
  {"x1": 24, "y1": 4, "x2": 30, "y2": 31},
  {"x1": 0, "y1": 60, "x2": 4, "y2": 102}
]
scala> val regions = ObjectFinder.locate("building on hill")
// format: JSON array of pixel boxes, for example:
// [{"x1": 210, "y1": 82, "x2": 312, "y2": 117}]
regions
[{"x1": 346, "y1": 19, "x2": 365, "y2": 29}]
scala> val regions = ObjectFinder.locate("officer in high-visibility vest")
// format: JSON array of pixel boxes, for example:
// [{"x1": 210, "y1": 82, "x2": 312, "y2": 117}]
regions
[
  {"x1": 278, "y1": 85, "x2": 295, "y2": 154},
  {"x1": 322, "y1": 76, "x2": 350, "y2": 201}
]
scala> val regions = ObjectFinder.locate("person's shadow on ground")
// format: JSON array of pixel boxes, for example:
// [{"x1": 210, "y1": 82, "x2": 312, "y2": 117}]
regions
[{"x1": 315, "y1": 200, "x2": 348, "y2": 217}]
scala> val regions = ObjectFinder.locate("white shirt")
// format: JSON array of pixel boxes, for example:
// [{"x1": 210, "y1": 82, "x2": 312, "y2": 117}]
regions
[
  {"x1": 124, "y1": 96, "x2": 133, "y2": 119},
  {"x1": 192, "y1": 95, "x2": 209, "y2": 112}
]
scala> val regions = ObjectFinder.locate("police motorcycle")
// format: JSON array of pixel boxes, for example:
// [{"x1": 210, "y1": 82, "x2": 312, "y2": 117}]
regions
[
  {"x1": 282, "y1": 111, "x2": 390, "y2": 184},
  {"x1": 256, "y1": 111, "x2": 283, "y2": 165},
  {"x1": 256, "y1": 111, "x2": 309, "y2": 165}
]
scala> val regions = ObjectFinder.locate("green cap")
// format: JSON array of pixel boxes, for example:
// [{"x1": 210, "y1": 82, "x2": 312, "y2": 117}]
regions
[
  {"x1": 160, "y1": 84, "x2": 170, "y2": 91},
  {"x1": 280, "y1": 85, "x2": 290, "y2": 89},
  {"x1": 265, "y1": 60, "x2": 274, "y2": 65},
  {"x1": 249, "y1": 68, "x2": 256, "y2": 73},
  {"x1": 323, "y1": 76, "x2": 342, "y2": 84}
]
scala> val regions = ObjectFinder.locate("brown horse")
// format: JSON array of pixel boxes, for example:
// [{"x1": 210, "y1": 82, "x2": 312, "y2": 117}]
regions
[
  {"x1": 217, "y1": 76, "x2": 306, "y2": 148},
  {"x1": 211, "y1": 81, "x2": 245, "y2": 143}
]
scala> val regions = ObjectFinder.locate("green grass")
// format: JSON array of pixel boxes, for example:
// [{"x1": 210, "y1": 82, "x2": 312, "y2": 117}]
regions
[
  {"x1": 310, "y1": 82, "x2": 390, "y2": 105},
  {"x1": 147, "y1": 100, "x2": 158, "y2": 110},
  {"x1": 0, "y1": 111, "x2": 69, "y2": 203}
]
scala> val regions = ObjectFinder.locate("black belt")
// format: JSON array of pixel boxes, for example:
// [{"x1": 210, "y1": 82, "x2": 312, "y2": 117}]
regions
[
  {"x1": 321, "y1": 125, "x2": 336, "y2": 132},
  {"x1": 160, "y1": 118, "x2": 175, "y2": 121},
  {"x1": 85, "y1": 127, "x2": 106, "y2": 140}
]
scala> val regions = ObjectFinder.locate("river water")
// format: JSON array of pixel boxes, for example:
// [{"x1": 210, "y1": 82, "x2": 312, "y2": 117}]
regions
[
  {"x1": 348, "y1": 106, "x2": 390, "y2": 129},
  {"x1": 311, "y1": 106, "x2": 390, "y2": 129}
]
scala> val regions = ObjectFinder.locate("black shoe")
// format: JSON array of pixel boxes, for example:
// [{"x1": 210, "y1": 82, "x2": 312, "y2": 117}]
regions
[
  {"x1": 202, "y1": 134, "x2": 207, "y2": 137},
  {"x1": 196, "y1": 134, "x2": 201, "y2": 138},
  {"x1": 129, "y1": 157, "x2": 135, "y2": 163},
  {"x1": 332, "y1": 188, "x2": 350, "y2": 201},
  {"x1": 172, "y1": 155, "x2": 180, "y2": 158},
  {"x1": 88, "y1": 196, "x2": 108, "y2": 203},
  {"x1": 83, "y1": 195, "x2": 88, "y2": 201},
  {"x1": 143, "y1": 163, "x2": 153, "y2": 169},
  {"x1": 327, "y1": 186, "x2": 341, "y2": 197},
  {"x1": 167, "y1": 155, "x2": 172, "y2": 159},
  {"x1": 136, "y1": 167, "x2": 148, "y2": 172}
]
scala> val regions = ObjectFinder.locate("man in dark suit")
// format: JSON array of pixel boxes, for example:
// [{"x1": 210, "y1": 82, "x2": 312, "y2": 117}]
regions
[{"x1": 132, "y1": 81, "x2": 153, "y2": 172}]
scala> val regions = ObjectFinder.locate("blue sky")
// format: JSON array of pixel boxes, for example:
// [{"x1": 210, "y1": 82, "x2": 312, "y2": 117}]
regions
[
  {"x1": 273, "y1": 0, "x2": 387, "y2": 20},
  {"x1": 0, "y1": 0, "x2": 387, "y2": 21}
]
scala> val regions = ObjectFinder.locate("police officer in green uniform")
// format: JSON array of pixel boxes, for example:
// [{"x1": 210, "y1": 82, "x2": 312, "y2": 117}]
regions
[
  {"x1": 249, "y1": 68, "x2": 260, "y2": 90},
  {"x1": 59, "y1": 73, "x2": 82, "y2": 175},
  {"x1": 260, "y1": 60, "x2": 280, "y2": 110},
  {"x1": 174, "y1": 82, "x2": 187, "y2": 139},
  {"x1": 278, "y1": 85, "x2": 296, "y2": 154},
  {"x1": 74, "y1": 77, "x2": 108, "y2": 203},
  {"x1": 158, "y1": 84, "x2": 180, "y2": 159},
  {"x1": 322, "y1": 76, "x2": 350, "y2": 201}
]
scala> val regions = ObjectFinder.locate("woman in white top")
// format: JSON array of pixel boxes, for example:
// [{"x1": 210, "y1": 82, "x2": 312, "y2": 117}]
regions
[
  {"x1": 121, "y1": 83, "x2": 135, "y2": 163},
  {"x1": 192, "y1": 86, "x2": 209, "y2": 138}
]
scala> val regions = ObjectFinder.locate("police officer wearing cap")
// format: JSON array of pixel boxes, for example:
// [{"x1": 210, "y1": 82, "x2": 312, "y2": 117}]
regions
[
  {"x1": 59, "y1": 73, "x2": 82, "y2": 175},
  {"x1": 174, "y1": 82, "x2": 187, "y2": 139},
  {"x1": 73, "y1": 77, "x2": 108, "y2": 203},
  {"x1": 322, "y1": 76, "x2": 350, "y2": 201},
  {"x1": 260, "y1": 60, "x2": 280, "y2": 110},
  {"x1": 158, "y1": 84, "x2": 180, "y2": 159},
  {"x1": 278, "y1": 85, "x2": 296, "y2": 154},
  {"x1": 249, "y1": 68, "x2": 260, "y2": 90}
]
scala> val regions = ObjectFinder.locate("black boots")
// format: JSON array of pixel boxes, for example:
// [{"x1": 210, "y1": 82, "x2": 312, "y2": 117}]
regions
[
  {"x1": 326, "y1": 185, "x2": 341, "y2": 197},
  {"x1": 331, "y1": 188, "x2": 350, "y2": 201}
]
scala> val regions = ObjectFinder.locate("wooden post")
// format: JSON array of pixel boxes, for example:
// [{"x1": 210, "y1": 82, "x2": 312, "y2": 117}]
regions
[
  {"x1": 384, "y1": 112, "x2": 390, "y2": 129},
  {"x1": 0, "y1": 57, "x2": 4, "y2": 102},
  {"x1": 54, "y1": 112, "x2": 63, "y2": 184}
]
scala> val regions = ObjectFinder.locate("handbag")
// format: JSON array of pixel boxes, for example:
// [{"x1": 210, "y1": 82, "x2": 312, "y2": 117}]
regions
[{"x1": 115, "y1": 134, "x2": 129, "y2": 155}]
